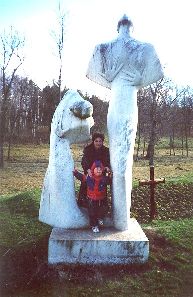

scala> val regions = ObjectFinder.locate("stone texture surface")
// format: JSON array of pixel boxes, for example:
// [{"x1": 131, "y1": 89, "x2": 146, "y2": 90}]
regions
[
  {"x1": 39, "y1": 90, "x2": 94, "y2": 228},
  {"x1": 86, "y1": 15, "x2": 164, "y2": 231},
  {"x1": 48, "y1": 218, "x2": 149, "y2": 264}
]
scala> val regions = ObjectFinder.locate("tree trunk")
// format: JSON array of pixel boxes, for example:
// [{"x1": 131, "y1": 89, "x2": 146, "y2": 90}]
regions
[
  {"x1": 0, "y1": 143, "x2": 4, "y2": 168},
  {"x1": 142, "y1": 139, "x2": 146, "y2": 157},
  {"x1": 181, "y1": 134, "x2": 184, "y2": 156},
  {"x1": 0, "y1": 107, "x2": 6, "y2": 168},
  {"x1": 146, "y1": 119, "x2": 156, "y2": 165},
  {"x1": 184, "y1": 118, "x2": 189, "y2": 157},
  {"x1": 185, "y1": 134, "x2": 188, "y2": 157},
  {"x1": 169, "y1": 133, "x2": 175, "y2": 156},
  {"x1": 136, "y1": 123, "x2": 141, "y2": 160},
  {"x1": 146, "y1": 142, "x2": 155, "y2": 165},
  {"x1": 7, "y1": 138, "x2": 11, "y2": 160}
]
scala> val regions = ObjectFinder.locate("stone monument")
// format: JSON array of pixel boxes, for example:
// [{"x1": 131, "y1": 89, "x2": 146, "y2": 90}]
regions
[
  {"x1": 86, "y1": 14, "x2": 164, "y2": 230},
  {"x1": 40, "y1": 15, "x2": 163, "y2": 265}
]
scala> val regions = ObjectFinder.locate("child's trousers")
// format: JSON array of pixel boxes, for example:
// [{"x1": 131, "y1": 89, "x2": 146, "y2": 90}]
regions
[{"x1": 87, "y1": 199, "x2": 107, "y2": 226}]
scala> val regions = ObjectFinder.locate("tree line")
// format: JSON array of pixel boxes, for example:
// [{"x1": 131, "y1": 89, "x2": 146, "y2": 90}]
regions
[
  {"x1": 1, "y1": 27, "x2": 193, "y2": 168},
  {"x1": 1, "y1": 73, "x2": 193, "y2": 162}
]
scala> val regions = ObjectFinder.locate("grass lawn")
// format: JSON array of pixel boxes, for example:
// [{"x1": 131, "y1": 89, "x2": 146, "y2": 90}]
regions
[
  {"x1": 1, "y1": 142, "x2": 193, "y2": 196},
  {"x1": 0, "y1": 142, "x2": 193, "y2": 296}
]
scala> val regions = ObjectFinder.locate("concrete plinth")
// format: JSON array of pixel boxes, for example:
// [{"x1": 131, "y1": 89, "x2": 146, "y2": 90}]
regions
[{"x1": 48, "y1": 218, "x2": 149, "y2": 265}]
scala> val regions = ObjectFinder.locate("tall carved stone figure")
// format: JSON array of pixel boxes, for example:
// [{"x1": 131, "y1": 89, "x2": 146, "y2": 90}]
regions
[
  {"x1": 86, "y1": 15, "x2": 164, "y2": 230},
  {"x1": 39, "y1": 90, "x2": 94, "y2": 228}
]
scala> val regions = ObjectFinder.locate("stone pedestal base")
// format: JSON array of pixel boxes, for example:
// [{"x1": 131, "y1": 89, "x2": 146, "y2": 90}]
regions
[{"x1": 48, "y1": 218, "x2": 149, "y2": 265}]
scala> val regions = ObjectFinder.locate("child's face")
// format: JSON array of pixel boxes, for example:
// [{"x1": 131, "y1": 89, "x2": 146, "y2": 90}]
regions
[{"x1": 93, "y1": 167, "x2": 103, "y2": 176}]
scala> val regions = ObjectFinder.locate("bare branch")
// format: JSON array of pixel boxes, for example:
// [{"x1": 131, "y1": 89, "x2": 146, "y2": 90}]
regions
[{"x1": 0, "y1": 27, "x2": 25, "y2": 167}]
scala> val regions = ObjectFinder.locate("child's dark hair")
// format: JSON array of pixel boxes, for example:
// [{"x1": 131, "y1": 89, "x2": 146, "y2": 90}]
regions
[{"x1": 92, "y1": 132, "x2": 105, "y2": 142}]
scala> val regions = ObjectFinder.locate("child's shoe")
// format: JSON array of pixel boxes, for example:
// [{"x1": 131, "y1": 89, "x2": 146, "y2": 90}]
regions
[
  {"x1": 98, "y1": 219, "x2": 104, "y2": 226},
  {"x1": 92, "y1": 226, "x2": 100, "y2": 233}
]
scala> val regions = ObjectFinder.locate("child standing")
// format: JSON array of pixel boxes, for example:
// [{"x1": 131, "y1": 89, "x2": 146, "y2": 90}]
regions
[{"x1": 73, "y1": 160, "x2": 112, "y2": 233}]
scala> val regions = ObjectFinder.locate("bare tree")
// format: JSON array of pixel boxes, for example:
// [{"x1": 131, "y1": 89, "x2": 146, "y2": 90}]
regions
[
  {"x1": 179, "y1": 86, "x2": 193, "y2": 156},
  {"x1": 51, "y1": 2, "x2": 68, "y2": 100},
  {"x1": 168, "y1": 86, "x2": 189, "y2": 155},
  {"x1": 145, "y1": 78, "x2": 165, "y2": 164},
  {"x1": 0, "y1": 27, "x2": 24, "y2": 168}
]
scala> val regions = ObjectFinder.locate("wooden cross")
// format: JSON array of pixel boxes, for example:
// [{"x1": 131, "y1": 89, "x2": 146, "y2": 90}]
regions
[{"x1": 139, "y1": 165, "x2": 165, "y2": 221}]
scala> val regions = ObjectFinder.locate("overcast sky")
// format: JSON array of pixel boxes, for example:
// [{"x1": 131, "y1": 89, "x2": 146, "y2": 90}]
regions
[{"x1": 0, "y1": 0, "x2": 193, "y2": 99}]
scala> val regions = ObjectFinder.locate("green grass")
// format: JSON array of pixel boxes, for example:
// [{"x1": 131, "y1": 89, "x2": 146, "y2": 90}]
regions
[
  {"x1": 1, "y1": 141, "x2": 193, "y2": 296},
  {"x1": 150, "y1": 218, "x2": 193, "y2": 249},
  {"x1": 0, "y1": 189, "x2": 193, "y2": 296},
  {"x1": 62, "y1": 219, "x2": 193, "y2": 297},
  {"x1": 166, "y1": 171, "x2": 193, "y2": 184},
  {"x1": 1, "y1": 142, "x2": 193, "y2": 196},
  {"x1": 0, "y1": 189, "x2": 51, "y2": 250},
  {"x1": 155, "y1": 136, "x2": 193, "y2": 149}
]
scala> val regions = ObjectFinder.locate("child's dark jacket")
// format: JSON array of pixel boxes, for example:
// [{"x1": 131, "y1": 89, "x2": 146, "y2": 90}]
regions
[{"x1": 74, "y1": 170, "x2": 111, "y2": 201}]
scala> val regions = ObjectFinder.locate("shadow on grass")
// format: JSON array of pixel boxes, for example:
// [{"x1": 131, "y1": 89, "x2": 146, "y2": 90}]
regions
[{"x1": 1, "y1": 188, "x2": 193, "y2": 296}]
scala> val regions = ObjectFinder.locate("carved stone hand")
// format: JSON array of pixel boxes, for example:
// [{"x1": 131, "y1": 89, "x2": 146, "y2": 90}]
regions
[
  {"x1": 100, "y1": 62, "x2": 124, "y2": 82},
  {"x1": 120, "y1": 66, "x2": 142, "y2": 86}
]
